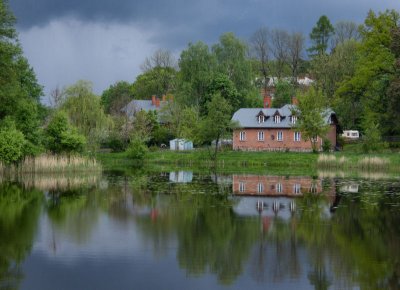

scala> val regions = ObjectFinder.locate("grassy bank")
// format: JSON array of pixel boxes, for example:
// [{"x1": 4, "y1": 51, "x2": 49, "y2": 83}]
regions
[{"x1": 97, "y1": 146, "x2": 400, "y2": 174}]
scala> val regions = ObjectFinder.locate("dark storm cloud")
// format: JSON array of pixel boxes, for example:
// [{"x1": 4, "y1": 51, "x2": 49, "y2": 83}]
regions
[{"x1": 10, "y1": 0, "x2": 400, "y2": 48}]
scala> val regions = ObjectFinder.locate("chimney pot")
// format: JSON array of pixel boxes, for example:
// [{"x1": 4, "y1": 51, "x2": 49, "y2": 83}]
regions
[
  {"x1": 264, "y1": 96, "x2": 272, "y2": 108},
  {"x1": 151, "y1": 95, "x2": 156, "y2": 105}
]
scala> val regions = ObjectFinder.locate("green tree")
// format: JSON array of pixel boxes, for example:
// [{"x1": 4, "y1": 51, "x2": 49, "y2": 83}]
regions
[
  {"x1": 272, "y1": 80, "x2": 295, "y2": 107},
  {"x1": 212, "y1": 32, "x2": 254, "y2": 96},
  {"x1": 204, "y1": 73, "x2": 240, "y2": 115},
  {"x1": 101, "y1": 81, "x2": 134, "y2": 115},
  {"x1": 45, "y1": 111, "x2": 86, "y2": 154},
  {"x1": 177, "y1": 41, "x2": 217, "y2": 107},
  {"x1": 0, "y1": 0, "x2": 43, "y2": 153},
  {"x1": 160, "y1": 103, "x2": 200, "y2": 142},
  {"x1": 199, "y1": 94, "x2": 234, "y2": 160},
  {"x1": 337, "y1": 10, "x2": 399, "y2": 136},
  {"x1": 132, "y1": 67, "x2": 177, "y2": 99},
  {"x1": 308, "y1": 15, "x2": 335, "y2": 56},
  {"x1": 0, "y1": 122, "x2": 25, "y2": 164},
  {"x1": 293, "y1": 87, "x2": 330, "y2": 152},
  {"x1": 61, "y1": 80, "x2": 112, "y2": 151}
]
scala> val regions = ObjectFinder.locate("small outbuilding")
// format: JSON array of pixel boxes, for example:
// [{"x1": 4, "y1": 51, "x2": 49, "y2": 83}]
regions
[
  {"x1": 342, "y1": 130, "x2": 359, "y2": 139},
  {"x1": 169, "y1": 139, "x2": 193, "y2": 151}
]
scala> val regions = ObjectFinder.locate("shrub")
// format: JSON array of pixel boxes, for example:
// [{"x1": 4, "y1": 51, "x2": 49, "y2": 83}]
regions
[
  {"x1": 0, "y1": 127, "x2": 26, "y2": 165},
  {"x1": 126, "y1": 138, "x2": 148, "y2": 161},
  {"x1": 46, "y1": 111, "x2": 86, "y2": 154},
  {"x1": 322, "y1": 138, "x2": 331, "y2": 152}
]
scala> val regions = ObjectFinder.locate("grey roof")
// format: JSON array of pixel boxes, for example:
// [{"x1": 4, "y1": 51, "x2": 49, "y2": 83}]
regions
[
  {"x1": 122, "y1": 100, "x2": 167, "y2": 118},
  {"x1": 232, "y1": 104, "x2": 335, "y2": 129}
]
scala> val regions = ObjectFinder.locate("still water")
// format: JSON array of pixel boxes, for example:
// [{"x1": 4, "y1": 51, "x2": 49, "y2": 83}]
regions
[{"x1": 0, "y1": 170, "x2": 399, "y2": 290}]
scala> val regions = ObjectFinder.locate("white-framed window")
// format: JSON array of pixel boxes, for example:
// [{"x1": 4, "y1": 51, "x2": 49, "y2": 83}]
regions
[
  {"x1": 277, "y1": 131, "x2": 283, "y2": 141},
  {"x1": 257, "y1": 131, "x2": 264, "y2": 141},
  {"x1": 239, "y1": 131, "x2": 246, "y2": 141},
  {"x1": 239, "y1": 182, "x2": 245, "y2": 192},
  {"x1": 274, "y1": 115, "x2": 281, "y2": 123},
  {"x1": 294, "y1": 131, "x2": 301, "y2": 142},
  {"x1": 311, "y1": 136, "x2": 318, "y2": 143},
  {"x1": 258, "y1": 115, "x2": 265, "y2": 123},
  {"x1": 257, "y1": 183, "x2": 264, "y2": 193},
  {"x1": 294, "y1": 184, "x2": 301, "y2": 194},
  {"x1": 291, "y1": 116, "x2": 297, "y2": 124},
  {"x1": 276, "y1": 183, "x2": 283, "y2": 193}
]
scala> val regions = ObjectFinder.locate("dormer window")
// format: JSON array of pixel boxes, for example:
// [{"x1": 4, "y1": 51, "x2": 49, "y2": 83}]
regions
[
  {"x1": 274, "y1": 115, "x2": 281, "y2": 123},
  {"x1": 291, "y1": 116, "x2": 297, "y2": 124},
  {"x1": 258, "y1": 115, "x2": 265, "y2": 123}
]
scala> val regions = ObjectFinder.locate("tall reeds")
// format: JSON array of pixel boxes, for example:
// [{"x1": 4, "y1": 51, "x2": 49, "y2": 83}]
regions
[
  {"x1": 0, "y1": 154, "x2": 101, "y2": 174},
  {"x1": 317, "y1": 154, "x2": 390, "y2": 170}
]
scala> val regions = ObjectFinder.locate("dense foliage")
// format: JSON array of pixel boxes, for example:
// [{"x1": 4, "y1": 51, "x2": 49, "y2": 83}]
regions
[{"x1": 0, "y1": 0, "x2": 43, "y2": 164}]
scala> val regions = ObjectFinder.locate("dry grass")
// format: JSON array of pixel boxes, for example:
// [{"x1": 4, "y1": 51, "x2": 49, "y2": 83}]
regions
[
  {"x1": 0, "y1": 154, "x2": 101, "y2": 174},
  {"x1": 0, "y1": 173, "x2": 100, "y2": 191},
  {"x1": 317, "y1": 154, "x2": 390, "y2": 170},
  {"x1": 358, "y1": 156, "x2": 390, "y2": 170}
]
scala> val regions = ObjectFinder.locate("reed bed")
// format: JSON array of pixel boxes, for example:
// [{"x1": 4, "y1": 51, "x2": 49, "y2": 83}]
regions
[
  {"x1": 0, "y1": 173, "x2": 100, "y2": 191},
  {"x1": 317, "y1": 154, "x2": 391, "y2": 170},
  {"x1": 0, "y1": 154, "x2": 102, "y2": 174}
]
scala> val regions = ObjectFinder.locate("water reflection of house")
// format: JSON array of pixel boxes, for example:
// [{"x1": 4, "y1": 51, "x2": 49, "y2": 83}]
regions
[
  {"x1": 232, "y1": 175, "x2": 337, "y2": 220},
  {"x1": 340, "y1": 182, "x2": 359, "y2": 193},
  {"x1": 169, "y1": 171, "x2": 193, "y2": 183},
  {"x1": 232, "y1": 175, "x2": 322, "y2": 196}
]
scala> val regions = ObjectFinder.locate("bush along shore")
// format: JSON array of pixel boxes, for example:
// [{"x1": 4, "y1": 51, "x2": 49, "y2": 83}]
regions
[{"x1": 0, "y1": 154, "x2": 102, "y2": 174}]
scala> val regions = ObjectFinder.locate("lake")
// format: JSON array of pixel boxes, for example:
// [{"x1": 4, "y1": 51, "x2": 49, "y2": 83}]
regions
[{"x1": 0, "y1": 169, "x2": 399, "y2": 290}]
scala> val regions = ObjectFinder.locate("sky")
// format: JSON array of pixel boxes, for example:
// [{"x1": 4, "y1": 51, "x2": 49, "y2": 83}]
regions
[{"x1": 8, "y1": 0, "x2": 400, "y2": 102}]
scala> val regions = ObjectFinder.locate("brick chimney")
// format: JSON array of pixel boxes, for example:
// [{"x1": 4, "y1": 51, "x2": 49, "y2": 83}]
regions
[
  {"x1": 151, "y1": 95, "x2": 156, "y2": 105},
  {"x1": 155, "y1": 98, "x2": 160, "y2": 107},
  {"x1": 291, "y1": 96, "x2": 299, "y2": 106},
  {"x1": 264, "y1": 95, "x2": 272, "y2": 108}
]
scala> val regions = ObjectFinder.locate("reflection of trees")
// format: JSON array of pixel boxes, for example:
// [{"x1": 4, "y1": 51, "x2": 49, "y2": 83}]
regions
[
  {"x1": 176, "y1": 195, "x2": 258, "y2": 284},
  {"x1": 46, "y1": 188, "x2": 101, "y2": 244},
  {"x1": 0, "y1": 182, "x2": 42, "y2": 290},
  {"x1": 132, "y1": 178, "x2": 259, "y2": 284}
]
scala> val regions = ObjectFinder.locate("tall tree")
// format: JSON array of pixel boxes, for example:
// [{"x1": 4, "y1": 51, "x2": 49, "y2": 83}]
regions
[
  {"x1": 270, "y1": 29, "x2": 290, "y2": 78},
  {"x1": 293, "y1": 87, "x2": 330, "y2": 152},
  {"x1": 178, "y1": 41, "x2": 217, "y2": 107},
  {"x1": 60, "y1": 80, "x2": 112, "y2": 151},
  {"x1": 135, "y1": 49, "x2": 177, "y2": 98},
  {"x1": 332, "y1": 21, "x2": 361, "y2": 48},
  {"x1": 250, "y1": 27, "x2": 270, "y2": 92},
  {"x1": 199, "y1": 94, "x2": 234, "y2": 161},
  {"x1": 0, "y1": 0, "x2": 43, "y2": 153},
  {"x1": 101, "y1": 81, "x2": 134, "y2": 115},
  {"x1": 337, "y1": 10, "x2": 399, "y2": 136},
  {"x1": 212, "y1": 32, "x2": 254, "y2": 96},
  {"x1": 133, "y1": 67, "x2": 177, "y2": 99},
  {"x1": 308, "y1": 15, "x2": 335, "y2": 56},
  {"x1": 287, "y1": 32, "x2": 305, "y2": 83}
]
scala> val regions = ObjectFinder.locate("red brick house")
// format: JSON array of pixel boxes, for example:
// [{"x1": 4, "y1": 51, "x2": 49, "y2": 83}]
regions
[{"x1": 232, "y1": 97, "x2": 338, "y2": 152}]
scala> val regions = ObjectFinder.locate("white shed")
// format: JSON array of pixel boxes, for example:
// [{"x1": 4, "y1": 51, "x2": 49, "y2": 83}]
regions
[
  {"x1": 342, "y1": 130, "x2": 359, "y2": 139},
  {"x1": 169, "y1": 139, "x2": 193, "y2": 151}
]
